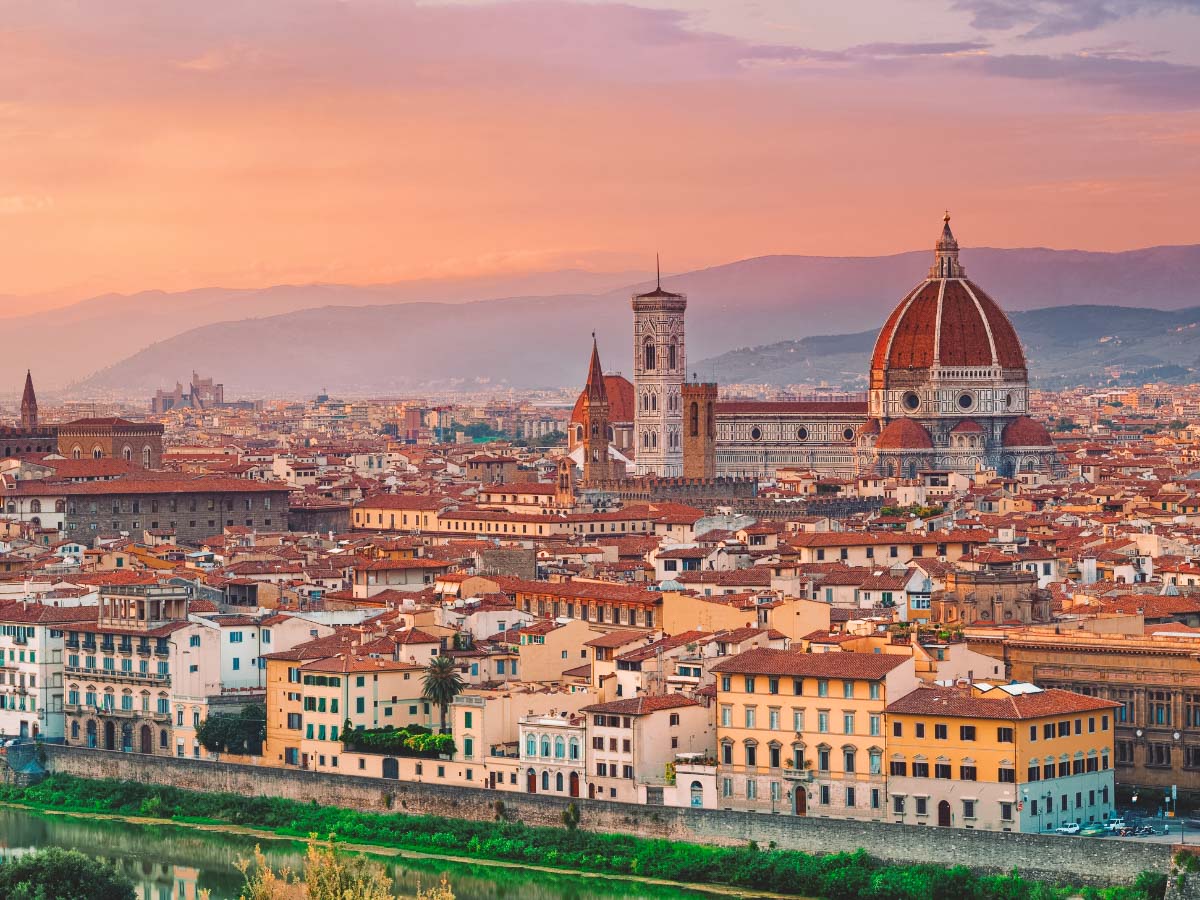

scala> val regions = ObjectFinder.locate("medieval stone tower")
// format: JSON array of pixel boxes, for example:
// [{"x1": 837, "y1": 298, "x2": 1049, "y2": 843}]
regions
[
  {"x1": 580, "y1": 336, "x2": 613, "y2": 485},
  {"x1": 681, "y1": 380, "x2": 717, "y2": 479},
  {"x1": 632, "y1": 264, "x2": 686, "y2": 477}
]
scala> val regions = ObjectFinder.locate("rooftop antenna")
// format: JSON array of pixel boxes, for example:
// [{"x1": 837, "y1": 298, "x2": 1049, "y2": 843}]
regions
[{"x1": 656, "y1": 253, "x2": 661, "y2": 290}]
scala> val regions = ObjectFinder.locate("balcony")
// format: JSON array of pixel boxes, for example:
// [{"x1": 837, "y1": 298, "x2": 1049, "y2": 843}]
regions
[
  {"x1": 64, "y1": 665, "x2": 169, "y2": 686},
  {"x1": 782, "y1": 766, "x2": 815, "y2": 782}
]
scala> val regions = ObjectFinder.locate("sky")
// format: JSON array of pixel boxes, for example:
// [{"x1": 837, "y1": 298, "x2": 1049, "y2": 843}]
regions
[{"x1": 0, "y1": 0, "x2": 1198, "y2": 306}]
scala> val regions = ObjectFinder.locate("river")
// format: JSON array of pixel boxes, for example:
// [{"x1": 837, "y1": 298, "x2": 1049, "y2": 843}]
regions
[{"x1": 0, "y1": 807, "x2": 751, "y2": 900}]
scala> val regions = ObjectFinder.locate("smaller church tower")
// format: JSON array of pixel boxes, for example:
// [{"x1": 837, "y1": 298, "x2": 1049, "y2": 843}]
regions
[
  {"x1": 20, "y1": 370, "x2": 37, "y2": 431},
  {"x1": 555, "y1": 457, "x2": 576, "y2": 509},
  {"x1": 681, "y1": 379, "x2": 717, "y2": 479},
  {"x1": 580, "y1": 336, "x2": 613, "y2": 485}
]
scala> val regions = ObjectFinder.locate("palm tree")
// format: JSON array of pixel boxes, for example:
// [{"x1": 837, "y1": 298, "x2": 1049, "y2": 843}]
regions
[{"x1": 422, "y1": 656, "x2": 465, "y2": 734}]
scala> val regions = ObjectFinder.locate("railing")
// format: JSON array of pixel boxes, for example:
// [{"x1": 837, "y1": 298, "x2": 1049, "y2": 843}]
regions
[{"x1": 64, "y1": 665, "x2": 169, "y2": 685}]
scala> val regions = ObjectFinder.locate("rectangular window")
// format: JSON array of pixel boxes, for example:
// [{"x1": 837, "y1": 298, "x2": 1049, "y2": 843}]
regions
[
  {"x1": 934, "y1": 724, "x2": 947, "y2": 740},
  {"x1": 960, "y1": 765, "x2": 977, "y2": 781},
  {"x1": 997, "y1": 727, "x2": 1014, "y2": 743},
  {"x1": 960, "y1": 725, "x2": 976, "y2": 741},
  {"x1": 935, "y1": 763, "x2": 952, "y2": 779}
]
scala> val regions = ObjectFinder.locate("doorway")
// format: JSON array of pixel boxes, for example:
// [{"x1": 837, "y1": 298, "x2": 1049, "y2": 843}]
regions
[
  {"x1": 140, "y1": 725, "x2": 152, "y2": 754},
  {"x1": 938, "y1": 800, "x2": 951, "y2": 827},
  {"x1": 569, "y1": 771, "x2": 580, "y2": 797}
]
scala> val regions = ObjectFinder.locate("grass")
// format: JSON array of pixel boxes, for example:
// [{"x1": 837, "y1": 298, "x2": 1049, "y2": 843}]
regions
[{"x1": 0, "y1": 774, "x2": 1168, "y2": 900}]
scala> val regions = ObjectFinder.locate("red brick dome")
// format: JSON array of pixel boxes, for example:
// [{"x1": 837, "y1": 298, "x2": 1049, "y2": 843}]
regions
[
  {"x1": 875, "y1": 418, "x2": 934, "y2": 450},
  {"x1": 871, "y1": 216, "x2": 1026, "y2": 375},
  {"x1": 871, "y1": 279, "x2": 1026, "y2": 373},
  {"x1": 1002, "y1": 416, "x2": 1053, "y2": 448},
  {"x1": 571, "y1": 375, "x2": 634, "y2": 426},
  {"x1": 950, "y1": 419, "x2": 984, "y2": 434}
]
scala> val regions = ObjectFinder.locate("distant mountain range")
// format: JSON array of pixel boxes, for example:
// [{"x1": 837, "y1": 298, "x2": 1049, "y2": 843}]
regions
[
  {"x1": 699, "y1": 305, "x2": 1200, "y2": 390},
  {"x1": 14, "y1": 243, "x2": 1200, "y2": 398}
]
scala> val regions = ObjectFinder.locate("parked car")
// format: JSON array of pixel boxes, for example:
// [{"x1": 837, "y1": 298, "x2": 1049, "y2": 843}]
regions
[
  {"x1": 1103, "y1": 819, "x2": 1127, "y2": 832},
  {"x1": 1056, "y1": 823, "x2": 1081, "y2": 835},
  {"x1": 1079, "y1": 825, "x2": 1107, "y2": 837}
]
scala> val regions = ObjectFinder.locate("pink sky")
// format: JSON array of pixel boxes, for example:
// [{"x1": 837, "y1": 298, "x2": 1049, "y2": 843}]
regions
[{"x1": 0, "y1": 0, "x2": 1198, "y2": 306}]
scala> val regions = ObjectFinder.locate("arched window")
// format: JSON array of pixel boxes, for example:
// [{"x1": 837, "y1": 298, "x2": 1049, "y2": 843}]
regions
[
  {"x1": 569, "y1": 737, "x2": 580, "y2": 760},
  {"x1": 92, "y1": 447, "x2": 103, "y2": 460},
  {"x1": 650, "y1": 393, "x2": 657, "y2": 412},
  {"x1": 70, "y1": 721, "x2": 79, "y2": 740},
  {"x1": 541, "y1": 737, "x2": 551, "y2": 757},
  {"x1": 123, "y1": 446, "x2": 132, "y2": 462},
  {"x1": 689, "y1": 402, "x2": 699, "y2": 437},
  {"x1": 526, "y1": 736, "x2": 536, "y2": 757},
  {"x1": 669, "y1": 340, "x2": 677, "y2": 371},
  {"x1": 541, "y1": 770, "x2": 550, "y2": 791},
  {"x1": 142, "y1": 446, "x2": 152, "y2": 467},
  {"x1": 554, "y1": 737, "x2": 565, "y2": 758},
  {"x1": 160, "y1": 729, "x2": 169, "y2": 749},
  {"x1": 29, "y1": 499, "x2": 41, "y2": 514},
  {"x1": 55, "y1": 500, "x2": 65, "y2": 513},
  {"x1": 555, "y1": 772, "x2": 564, "y2": 792},
  {"x1": 72, "y1": 446, "x2": 81, "y2": 460},
  {"x1": 643, "y1": 339, "x2": 655, "y2": 371}
]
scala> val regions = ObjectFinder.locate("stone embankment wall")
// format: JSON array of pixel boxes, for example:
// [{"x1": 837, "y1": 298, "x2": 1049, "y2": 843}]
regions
[{"x1": 44, "y1": 745, "x2": 1174, "y2": 886}]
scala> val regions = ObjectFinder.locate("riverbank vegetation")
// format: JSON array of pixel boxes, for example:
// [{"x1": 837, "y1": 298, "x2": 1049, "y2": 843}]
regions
[
  {"x1": 238, "y1": 840, "x2": 455, "y2": 900},
  {"x1": 0, "y1": 774, "x2": 1167, "y2": 900},
  {"x1": 0, "y1": 846, "x2": 135, "y2": 900}
]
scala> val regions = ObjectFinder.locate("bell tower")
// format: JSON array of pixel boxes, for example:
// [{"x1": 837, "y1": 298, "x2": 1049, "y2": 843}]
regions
[
  {"x1": 632, "y1": 258, "x2": 686, "y2": 476},
  {"x1": 580, "y1": 335, "x2": 612, "y2": 485},
  {"x1": 20, "y1": 370, "x2": 37, "y2": 431}
]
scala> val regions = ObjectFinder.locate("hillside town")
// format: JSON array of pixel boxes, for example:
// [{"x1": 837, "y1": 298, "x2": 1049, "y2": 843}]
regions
[{"x1": 5, "y1": 230, "x2": 1200, "y2": 845}]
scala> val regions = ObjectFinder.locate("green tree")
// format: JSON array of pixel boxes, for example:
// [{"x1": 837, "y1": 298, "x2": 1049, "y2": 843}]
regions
[
  {"x1": 197, "y1": 703, "x2": 267, "y2": 756},
  {"x1": 422, "y1": 656, "x2": 465, "y2": 734},
  {"x1": 0, "y1": 847, "x2": 134, "y2": 900}
]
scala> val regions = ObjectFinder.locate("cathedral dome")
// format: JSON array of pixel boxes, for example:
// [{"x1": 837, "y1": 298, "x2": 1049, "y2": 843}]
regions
[
  {"x1": 1002, "y1": 416, "x2": 1054, "y2": 448},
  {"x1": 571, "y1": 374, "x2": 635, "y2": 427},
  {"x1": 870, "y1": 215, "x2": 1026, "y2": 376},
  {"x1": 875, "y1": 418, "x2": 934, "y2": 450}
]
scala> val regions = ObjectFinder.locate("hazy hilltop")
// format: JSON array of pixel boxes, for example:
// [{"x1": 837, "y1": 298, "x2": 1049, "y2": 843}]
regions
[
  {"x1": 0, "y1": 269, "x2": 644, "y2": 391},
  {"x1": 698, "y1": 305, "x2": 1200, "y2": 390},
  {"x1": 35, "y1": 243, "x2": 1200, "y2": 396}
]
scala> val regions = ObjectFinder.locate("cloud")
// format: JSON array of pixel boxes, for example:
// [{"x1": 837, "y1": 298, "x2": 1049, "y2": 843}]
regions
[{"x1": 951, "y1": 0, "x2": 1200, "y2": 38}]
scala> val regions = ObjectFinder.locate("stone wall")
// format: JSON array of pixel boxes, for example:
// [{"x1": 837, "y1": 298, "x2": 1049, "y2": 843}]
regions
[{"x1": 43, "y1": 745, "x2": 1174, "y2": 887}]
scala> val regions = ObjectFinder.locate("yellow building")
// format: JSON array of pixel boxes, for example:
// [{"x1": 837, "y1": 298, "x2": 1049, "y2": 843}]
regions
[
  {"x1": 885, "y1": 682, "x2": 1118, "y2": 832},
  {"x1": 710, "y1": 649, "x2": 917, "y2": 818},
  {"x1": 264, "y1": 647, "x2": 427, "y2": 771}
]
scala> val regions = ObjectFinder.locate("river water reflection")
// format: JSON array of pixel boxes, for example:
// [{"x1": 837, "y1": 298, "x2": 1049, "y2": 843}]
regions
[{"x1": 0, "y1": 807, "x2": 738, "y2": 900}]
